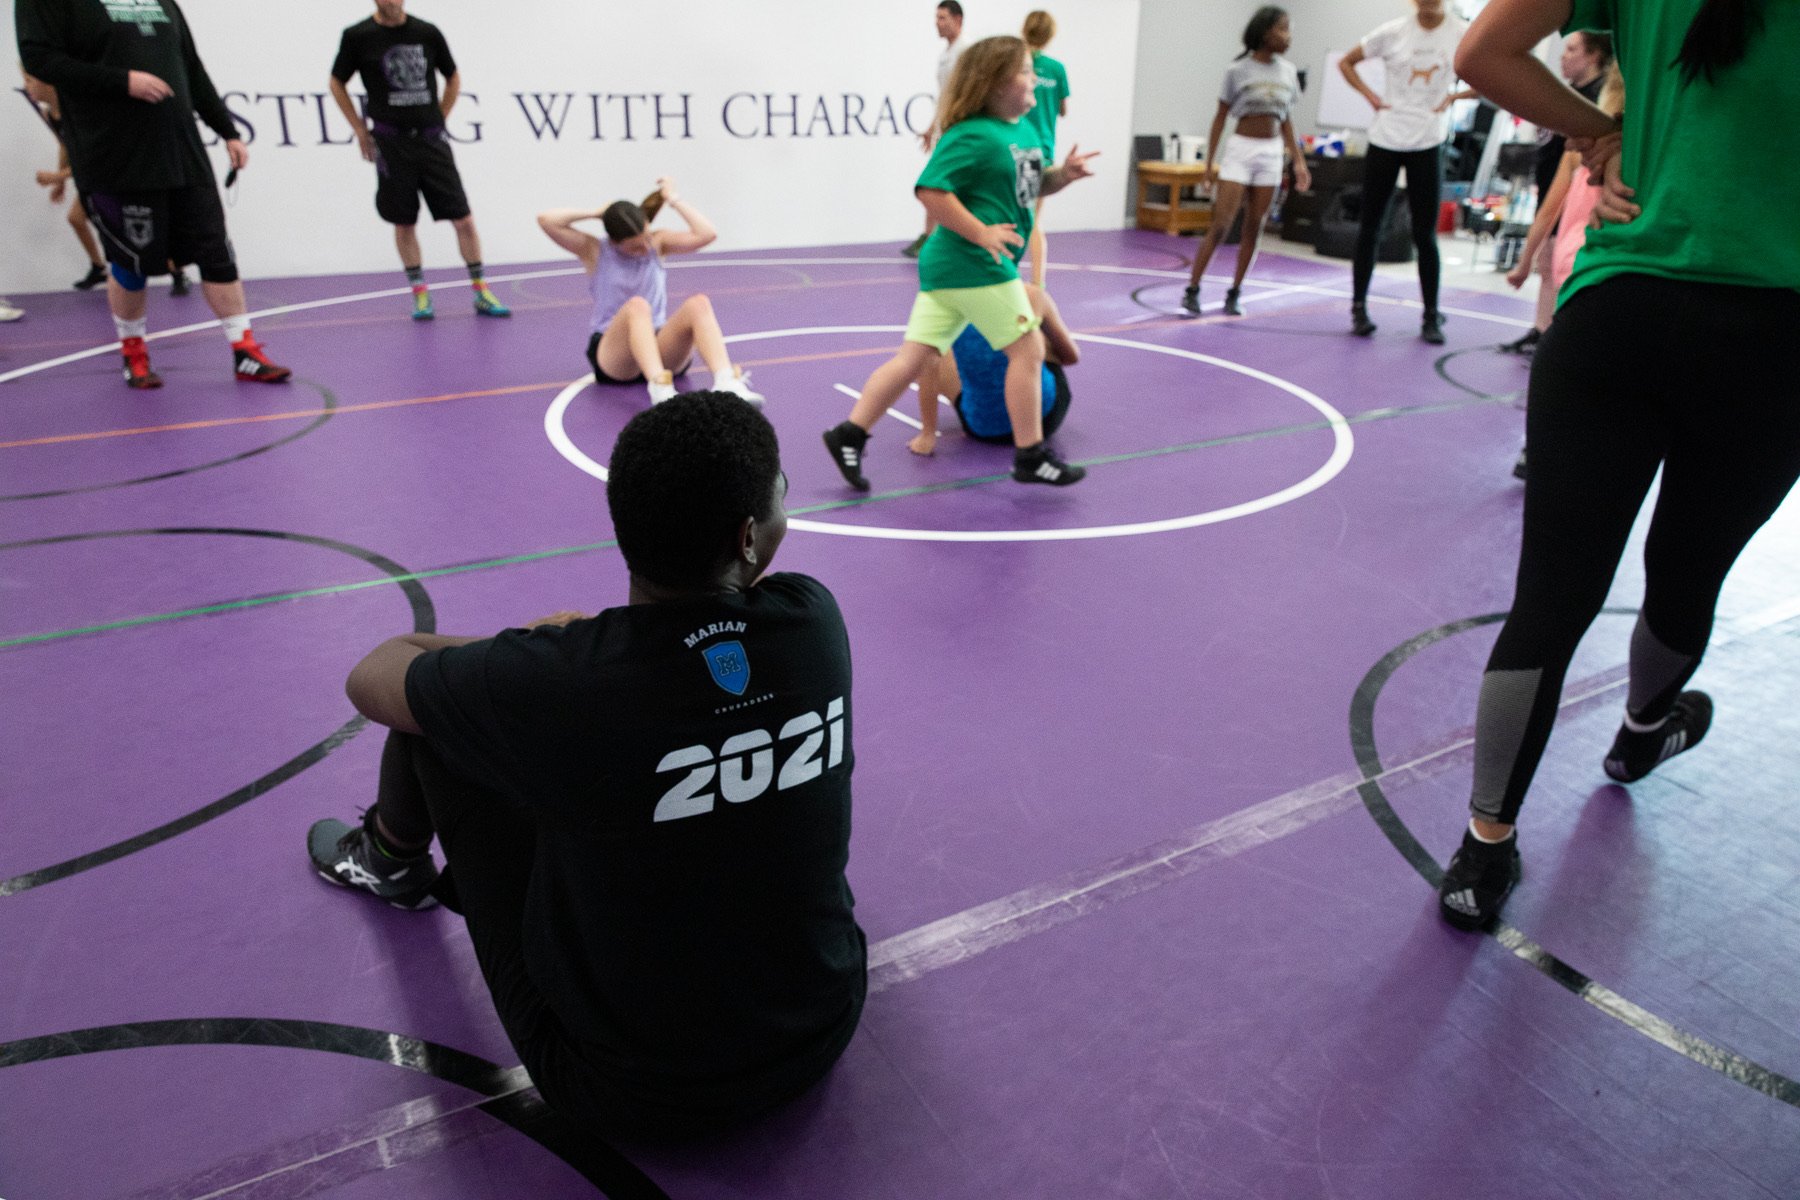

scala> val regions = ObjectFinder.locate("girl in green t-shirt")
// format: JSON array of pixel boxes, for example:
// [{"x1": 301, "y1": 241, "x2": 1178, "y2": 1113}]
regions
[
  {"x1": 1435, "y1": 0, "x2": 1800, "y2": 934},
  {"x1": 822, "y1": 35, "x2": 1098, "y2": 491}
]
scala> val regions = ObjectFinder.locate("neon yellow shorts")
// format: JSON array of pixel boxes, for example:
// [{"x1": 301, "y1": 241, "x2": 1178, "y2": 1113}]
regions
[{"x1": 902, "y1": 279, "x2": 1041, "y2": 354}]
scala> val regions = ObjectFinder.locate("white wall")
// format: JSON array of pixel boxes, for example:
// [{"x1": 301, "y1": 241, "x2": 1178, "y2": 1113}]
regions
[{"x1": 2, "y1": 0, "x2": 1140, "y2": 294}]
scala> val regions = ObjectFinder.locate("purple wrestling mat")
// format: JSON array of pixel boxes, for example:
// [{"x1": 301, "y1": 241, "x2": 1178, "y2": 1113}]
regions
[{"x1": 3, "y1": 231, "x2": 1797, "y2": 1199}]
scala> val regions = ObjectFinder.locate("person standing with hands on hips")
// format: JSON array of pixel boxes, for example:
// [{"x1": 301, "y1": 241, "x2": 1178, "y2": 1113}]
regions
[
  {"x1": 1338, "y1": 0, "x2": 1475, "y2": 344},
  {"x1": 330, "y1": 0, "x2": 510, "y2": 321}
]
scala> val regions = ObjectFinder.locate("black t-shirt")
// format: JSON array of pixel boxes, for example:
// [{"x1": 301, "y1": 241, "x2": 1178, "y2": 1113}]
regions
[
  {"x1": 405, "y1": 572, "x2": 866, "y2": 1111},
  {"x1": 331, "y1": 15, "x2": 455, "y2": 130},
  {"x1": 16, "y1": 0, "x2": 237, "y2": 192}
]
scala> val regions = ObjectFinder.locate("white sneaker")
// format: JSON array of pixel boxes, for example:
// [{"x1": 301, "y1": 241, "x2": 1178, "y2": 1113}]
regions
[
  {"x1": 0, "y1": 299, "x2": 23, "y2": 323},
  {"x1": 646, "y1": 374, "x2": 679, "y2": 405},
  {"x1": 714, "y1": 368, "x2": 765, "y2": 406}
]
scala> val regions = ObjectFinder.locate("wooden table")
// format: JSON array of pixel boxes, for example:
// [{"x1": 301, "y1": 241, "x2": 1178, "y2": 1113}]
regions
[{"x1": 1135, "y1": 161, "x2": 1212, "y2": 235}]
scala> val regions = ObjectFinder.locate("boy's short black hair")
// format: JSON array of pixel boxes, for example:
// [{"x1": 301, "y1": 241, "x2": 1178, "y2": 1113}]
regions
[
  {"x1": 607, "y1": 392, "x2": 782, "y2": 590},
  {"x1": 938, "y1": 1, "x2": 963, "y2": 16}
]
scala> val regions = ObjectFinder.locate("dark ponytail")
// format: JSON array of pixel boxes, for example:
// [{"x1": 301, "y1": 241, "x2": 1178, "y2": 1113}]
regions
[
  {"x1": 1675, "y1": 0, "x2": 1765, "y2": 83},
  {"x1": 1236, "y1": 6, "x2": 1286, "y2": 60}
]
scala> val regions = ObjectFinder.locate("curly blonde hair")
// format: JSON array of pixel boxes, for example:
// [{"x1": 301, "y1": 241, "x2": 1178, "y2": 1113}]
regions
[{"x1": 929, "y1": 35, "x2": 1030, "y2": 146}]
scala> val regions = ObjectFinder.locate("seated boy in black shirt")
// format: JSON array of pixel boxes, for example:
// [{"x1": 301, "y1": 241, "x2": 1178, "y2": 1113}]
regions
[{"x1": 308, "y1": 391, "x2": 866, "y2": 1135}]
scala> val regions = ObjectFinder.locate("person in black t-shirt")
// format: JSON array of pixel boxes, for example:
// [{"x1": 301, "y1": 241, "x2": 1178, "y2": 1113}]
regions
[
  {"x1": 329, "y1": 0, "x2": 508, "y2": 321},
  {"x1": 16, "y1": 0, "x2": 290, "y2": 388},
  {"x1": 307, "y1": 392, "x2": 866, "y2": 1136}
]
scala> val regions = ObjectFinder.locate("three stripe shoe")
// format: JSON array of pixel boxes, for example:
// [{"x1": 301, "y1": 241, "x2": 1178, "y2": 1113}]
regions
[
  {"x1": 472, "y1": 286, "x2": 511, "y2": 317},
  {"x1": 1437, "y1": 827, "x2": 1521, "y2": 931},
  {"x1": 308, "y1": 812, "x2": 439, "y2": 911},
  {"x1": 823, "y1": 421, "x2": 870, "y2": 491},
  {"x1": 1012, "y1": 441, "x2": 1086, "y2": 486},
  {"x1": 232, "y1": 335, "x2": 292, "y2": 383},
  {"x1": 1603, "y1": 691, "x2": 1713, "y2": 783}
]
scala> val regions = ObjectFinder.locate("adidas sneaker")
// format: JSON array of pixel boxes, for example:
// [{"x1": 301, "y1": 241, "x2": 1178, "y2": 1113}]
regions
[
  {"x1": 1603, "y1": 691, "x2": 1712, "y2": 783},
  {"x1": 1437, "y1": 827, "x2": 1521, "y2": 931}
]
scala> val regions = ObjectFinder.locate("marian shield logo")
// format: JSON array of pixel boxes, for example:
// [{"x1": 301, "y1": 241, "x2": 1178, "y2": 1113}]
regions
[{"x1": 702, "y1": 641, "x2": 750, "y2": 696}]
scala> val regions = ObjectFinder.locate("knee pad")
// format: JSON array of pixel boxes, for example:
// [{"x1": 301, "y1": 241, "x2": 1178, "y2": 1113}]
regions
[{"x1": 109, "y1": 262, "x2": 147, "y2": 291}]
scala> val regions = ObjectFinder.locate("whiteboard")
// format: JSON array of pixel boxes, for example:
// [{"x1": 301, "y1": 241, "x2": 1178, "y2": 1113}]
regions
[{"x1": 1318, "y1": 50, "x2": 1385, "y2": 130}]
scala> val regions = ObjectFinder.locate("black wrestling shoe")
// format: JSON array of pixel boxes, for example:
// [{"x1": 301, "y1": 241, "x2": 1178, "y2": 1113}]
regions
[
  {"x1": 1180, "y1": 285, "x2": 1201, "y2": 316},
  {"x1": 823, "y1": 421, "x2": 871, "y2": 490},
  {"x1": 1222, "y1": 287, "x2": 1242, "y2": 317},
  {"x1": 901, "y1": 233, "x2": 927, "y2": 258},
  {"x1": 1512, "y1": 447, "x2": 1528, "y2": 481},
  {"x1": 308, "y1": 812, "x2": 438, "y2": 910},
  {"x1": 170, "y1": 269, "x2": 191, "y2": 297},
  {"x1": 1012, "y1": 442, "x2": 1085, "y2": 485},
  {"x1": 1350, "y1": 304, "x2": 1377, "y2": 337},
  {"x1": 1421, "y1": 310, "x2": 1446, "y2": 346},
  {"x1": 1438, "y1": 827, "x2": 1522, "y2": 931},
  {"x1": 74, "y1": 263, "x2": 107, "y2": 291},
  {"x1": 1603, "y1": 691, "x2": 1713, "y2": 783},
  {"x1": 1502, "y1": 328, "x2": 1539, "y2": 355}
]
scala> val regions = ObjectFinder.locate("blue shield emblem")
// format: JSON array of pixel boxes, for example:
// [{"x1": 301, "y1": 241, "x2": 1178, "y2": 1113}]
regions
[{"x1": 702, "y1": 641, "x2": 750, "y2": 696}]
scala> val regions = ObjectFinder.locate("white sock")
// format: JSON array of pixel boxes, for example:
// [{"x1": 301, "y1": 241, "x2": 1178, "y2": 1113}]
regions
[
  {"x1": 1622, "y1": 710, "x2": 1669, "y2": 733},
  {"x1": 114, "y1": 316, "x2": 147, "y2": 341},
  {"x1": 221, "y1": 314, "x2": 251, "y2": 344},
  {"x1": 1468, "y1": 819, "x2": 1514, "y2": 844}
]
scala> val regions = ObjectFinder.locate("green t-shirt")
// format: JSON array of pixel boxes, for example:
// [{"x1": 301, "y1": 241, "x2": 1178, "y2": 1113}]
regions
[
  {"x1": 1022, "y1": 51, "x2": 1071, "y2": 154},
  {"x1": 1560, "y1": 0, "x2": 1800, "y2": 304},
  {"x1": 915, "y1": 114, "x2": 1045, "y2": 290}
]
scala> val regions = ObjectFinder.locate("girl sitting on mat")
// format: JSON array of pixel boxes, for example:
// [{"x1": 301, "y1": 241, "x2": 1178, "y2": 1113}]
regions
[
  {"x1": 537, "y1": 177, "x2": 762, "y2": 406},
  {"x1": 821, "y1": 35, "x2": 1097, "y2": 490}
]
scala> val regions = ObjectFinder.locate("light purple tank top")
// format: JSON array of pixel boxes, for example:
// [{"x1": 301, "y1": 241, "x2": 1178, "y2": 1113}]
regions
[{"x1": 588, "y1": 241, "x2": 668, "y2": 333}]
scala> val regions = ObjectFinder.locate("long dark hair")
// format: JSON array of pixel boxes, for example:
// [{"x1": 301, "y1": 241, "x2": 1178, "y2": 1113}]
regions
[
  {"x1": 1236, "y1": 6, "x2": 1286, "y2": 60},
  {"x1": 1675, "y1": 0, "x2": 1765, "y2": 83}
]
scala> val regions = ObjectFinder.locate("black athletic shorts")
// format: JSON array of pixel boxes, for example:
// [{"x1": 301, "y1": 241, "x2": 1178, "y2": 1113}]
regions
[
  {"x1": 583, "y1": 331, "x2": 692, "y2": 387},
  {"x1": 373, "y1": 128, "x2": 471, "y2": 225},
  {"x1": 85, "y1": 184, "x2": 237, "y2": 284}
]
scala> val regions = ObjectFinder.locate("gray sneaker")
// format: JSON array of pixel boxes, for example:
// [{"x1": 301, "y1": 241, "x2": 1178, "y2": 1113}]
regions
[{"x1": 308, "y1": 813, "x2": 438, "y2": 910}]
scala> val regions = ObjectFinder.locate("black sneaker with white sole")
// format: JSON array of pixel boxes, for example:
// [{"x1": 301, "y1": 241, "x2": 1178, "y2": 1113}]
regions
[
  {"x1": 1180, "y1": 286, "x2": 1201, "y2": 316},
  {"x1": 822, "y1": 421, "x2": 871, "y2": 490},
  {"x1": 308, "y1": 812, "x2": 439, "y2": 910},
  {"x1": 1603, "y1": 690, "x2": 1712, "y2": 783},
  {"x1": 1438, "y1": 827, "x2": 1521, "y2": 931},
  {"x1": 1012, "y1": 442, "x2": 1086, "y2": 485}
]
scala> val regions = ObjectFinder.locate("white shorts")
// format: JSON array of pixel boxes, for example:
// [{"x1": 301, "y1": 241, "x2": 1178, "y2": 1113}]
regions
[{"x1": 1217, "y1": 134, "x2": 1286, "y2": 188}]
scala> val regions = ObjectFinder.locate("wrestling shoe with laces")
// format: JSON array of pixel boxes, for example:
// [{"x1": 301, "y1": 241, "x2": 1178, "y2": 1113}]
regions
[
  {"x1": 411, "y1": 289, "x2": 435, "y2": 321},
  {"x1": 1180, "y1": 286, "x2": 1201, "y2": 316},
  {"x1": 121, "y1": 336, "x2": 163, "y2": 389},
  {"x1": 1012, "y1": 442, "x2": 1086, "y2": 485},
  {"x1": 1603, "y1": 691, "x2": 1712, "y2": 783},
  {"x1": 1222, "y1": 287, "x2": 1243, "y2": 317},
  {"x1": 823, "y1": 421, "x2": 870, "y2": 490},
  {"x1": 1437, "y1": 827, "x2": 1521, "y2": 931},
  {"x1": 308, "y1": 811, "x2": 438, "y2": 910},
  {"x1": 472, "y1": 286, "x2": 511, "y2": 317},
  {"x1": 233, "y1": 335, "x2": 292, "y2": 383}
]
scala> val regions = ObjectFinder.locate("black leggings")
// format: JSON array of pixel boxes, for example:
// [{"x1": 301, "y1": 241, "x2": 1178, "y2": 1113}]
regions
[
  {"x1": 1470, "y1": 275, "x2": 1800, "y2": 823},
  {"x1": 1351, "y1": 144, "x2": 1442, "y2": 312}
]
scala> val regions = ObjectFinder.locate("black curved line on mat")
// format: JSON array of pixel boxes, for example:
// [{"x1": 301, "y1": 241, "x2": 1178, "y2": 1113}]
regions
[
  {"x1": 0, "y1": 380, "x2": 339, "y2": 502},
  {"x1": 0, "y1": 1018, "x2": 670, "y2": 1199},
  {"x1": 0, "y1": 527, "x2": 433, "y2": 896},
  {"x1": 1351, "y1": 610, "x2": 1800, "y2": 1107},
  {"x1": 1433, "y1": 347, "x2": 1524, "y2": 403}
]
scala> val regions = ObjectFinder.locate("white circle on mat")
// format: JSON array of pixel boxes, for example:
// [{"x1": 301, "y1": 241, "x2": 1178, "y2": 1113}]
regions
[{"x1": 544, "y1": 325, "x2": 1354, "y2": 544}]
